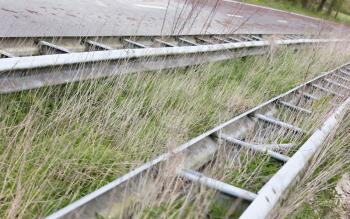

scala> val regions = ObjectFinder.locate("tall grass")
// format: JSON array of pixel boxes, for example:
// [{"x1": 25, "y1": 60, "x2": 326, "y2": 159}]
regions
[
  {"x1": 0, "y1": 42, "x2": 350, "y2": 218},
  {"x1": 273, "y1": 113, "x2": 350, "y2": 218}
]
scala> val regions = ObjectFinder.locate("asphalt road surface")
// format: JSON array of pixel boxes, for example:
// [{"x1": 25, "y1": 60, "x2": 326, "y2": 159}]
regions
[{"x1": 0, "y1": 0, "x2": 348, "y2": 37}]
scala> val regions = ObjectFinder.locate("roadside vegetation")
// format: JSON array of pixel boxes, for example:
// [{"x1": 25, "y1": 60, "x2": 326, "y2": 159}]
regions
[
  {"x1": 243, "y1": 0, "x2": 350, "y2": 25},
  {"x1": 0, "y1": 42, "x2": 350, "y2": 218},
  {"x1": 273, "y1": 113, "x2": 350, "y2": 218},
  {"x1": 133, "y1": 69, "x2": 349, "y2": 219}
]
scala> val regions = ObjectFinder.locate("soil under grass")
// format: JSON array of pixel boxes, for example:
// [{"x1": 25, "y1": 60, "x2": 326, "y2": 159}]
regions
[{"x1": 1, "y1": 43, "x2": 350, "y2": 218}]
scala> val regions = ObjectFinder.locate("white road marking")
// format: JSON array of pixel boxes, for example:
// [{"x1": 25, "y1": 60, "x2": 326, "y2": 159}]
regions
[
  {"x1": 134, "y1": 4, "x2": 166, "y2": 10},
  {"x1": 277, "y1": 19, "x2": 288, "y2": 23},
  {"x1": 226, "y1": 14, "x2": 243, "y2": 18}
]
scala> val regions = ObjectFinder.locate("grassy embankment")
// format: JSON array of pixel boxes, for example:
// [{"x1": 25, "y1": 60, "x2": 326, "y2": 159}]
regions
[
  {"x1": 242, "y1": 0, "x2": 350, "y2": 25},
  {"x1": 0, "y1": 42, "x2": 350, "y2": 218}
]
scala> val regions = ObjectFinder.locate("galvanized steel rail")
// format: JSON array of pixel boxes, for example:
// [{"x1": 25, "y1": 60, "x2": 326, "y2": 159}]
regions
[
  {"x1": 0, "y1": 34, "x2": 345, "y2": 94},
  {"x1": 46, "y1": 61, "x2": 350, "y2": 218}
]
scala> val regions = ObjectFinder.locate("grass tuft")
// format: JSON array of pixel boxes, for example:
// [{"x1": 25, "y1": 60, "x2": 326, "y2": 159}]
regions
[{"x1": 0, "y1": 42, "x2": 350, "y2": 218}]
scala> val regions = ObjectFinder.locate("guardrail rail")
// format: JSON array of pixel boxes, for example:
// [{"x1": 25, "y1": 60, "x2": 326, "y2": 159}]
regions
[
  {"x1": 46, "y1": 61, "x2": 350, "y2": 218},
  {"x1": 0, "y1": 34, "x2": 345, "y2": 94}
]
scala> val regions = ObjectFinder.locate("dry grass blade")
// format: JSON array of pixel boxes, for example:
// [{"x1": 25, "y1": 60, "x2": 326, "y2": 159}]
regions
[{"x1": 0, "y1": 40, "x2": 349, "y2": 218}]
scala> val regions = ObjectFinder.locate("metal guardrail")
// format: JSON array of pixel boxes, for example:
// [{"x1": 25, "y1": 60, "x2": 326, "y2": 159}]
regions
[
  {"x1": 0, "y1": 34, "x2": 306, "y2": 58},
  {"x1": 241, "y1": 96, "x2": 350, "y2": 219},
  {"x1": 0, "y1": 35, "x2": 346, "y2": 94},
  {"x1": 46, "y1": 61, "x2": 350, "y2": 219}
]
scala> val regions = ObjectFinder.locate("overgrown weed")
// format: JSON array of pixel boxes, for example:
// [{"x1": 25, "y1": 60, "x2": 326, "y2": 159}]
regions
[{"x1": 0, "y1": 42, "x2": 350, "y2": 218}]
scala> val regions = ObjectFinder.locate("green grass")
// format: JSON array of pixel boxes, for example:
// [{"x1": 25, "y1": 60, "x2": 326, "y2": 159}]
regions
[
  {"x1": 335, "y1": 11, "x2": 350, "y2": 25},
  {"x1": 272, "y1": 113, "x2": 350, "y2": 218},
  {"x1": 291, "y1": 189, "x2": 339, "y2": 218},
  {"x1": 243, "y1": 0, "x2": 350, "y2": 25},
  {"x1": 225, "y1": 156, "x2": 282, "y2": 193},
  {"x1": 0, "y1": 42, "x2": 350, "y2": 218}
]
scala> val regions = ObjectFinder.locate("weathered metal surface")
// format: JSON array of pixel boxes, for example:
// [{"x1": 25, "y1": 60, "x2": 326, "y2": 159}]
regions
[
  {"x1": 0, "y1": 37, "x2": 344, "y2": 94},
  {"x1": 46, "y1": 61, "x2": 350, "y2": 219}
]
